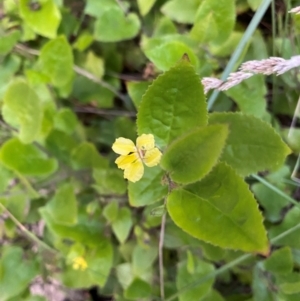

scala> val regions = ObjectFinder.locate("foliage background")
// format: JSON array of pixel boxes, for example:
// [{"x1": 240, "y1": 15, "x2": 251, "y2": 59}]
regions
[{"x1": 0, "y1": 0, "x2": 300, "y2": 300}]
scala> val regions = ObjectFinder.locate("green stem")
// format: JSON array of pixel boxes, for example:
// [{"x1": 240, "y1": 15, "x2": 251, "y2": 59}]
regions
[
  {"x1": 16, "y1": 171, "x2": 40, "y2": 199},
  {"x1": 0, "y1": 202, "x2": 58, "y2": 255}
]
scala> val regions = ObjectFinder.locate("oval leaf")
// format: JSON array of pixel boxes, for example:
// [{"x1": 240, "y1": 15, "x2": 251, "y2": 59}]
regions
[
  {"x1": 209, "y1": 112, "x2": 291, "y2": 176},
  {"x1": 137, "y1": 58, "x2": 207, "y2": 148},
  {"x1": 38, "y1": 36, "x2": 74, "y2": 88},
  {"x1": 167, "y1": 163, "x2": 269, "y2": 254},
  {"x1": 3, "y1": 80, "x2": 42, "y2": 144},
  {"x1": 161, "y1": 124, "x2": 228, "y2": 184},
  {"x1": 0, "y1": 138, "x2": 58, "y2": 176},
  {"x1": 19, "y1": 0, "x2": 61, "y2": 39}
]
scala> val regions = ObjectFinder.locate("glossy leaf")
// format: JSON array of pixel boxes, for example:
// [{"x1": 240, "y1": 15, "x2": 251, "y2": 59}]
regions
[
  {"x1": 0, "y1": 138, "x2": 57, "y2": 176},
  {"x1": 128, "y1": 166, "x2": 167, "y2": 207},
  {"x1": 47, "y1": 183, "x2": 78, "y2": 225},
  {"x1": 161, "y1": 125, "x2": 228, "y2": 184},
  {"x1": 176, "y1": 257, "x2": 215, "y2": 301},
  {"x1": 38, "y1": 36, "x2": 74, "y2": 87},
  {"x1": 19, "y1": 0, "x2": 61, "y2": 38},
  {"x1": 209, "y1": 112, "x2": 291, "y2": 176},
  {"x1": 167, "y1": 163, "x2": 269, "y2": 254},
  {"x1": 137, "y1": 58, "x2": 207, "y2": 148},
  {"x1": 3, "y1": 80, "x2": 42, "y2": 144},
  {"x1": 190, "y1": 0, "x2": 235, "y2": 45}
]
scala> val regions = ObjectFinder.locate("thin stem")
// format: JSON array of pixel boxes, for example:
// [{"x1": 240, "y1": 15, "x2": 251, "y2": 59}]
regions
[
  {"x1": 159, "y1": 208, "x2": 166, "y2": 300},
  {"x1": 252, "y1": 174, "x2": 300, "y2": 208},
  {"x1": 207, "y1": 0, "x2": 272, "y2": 110},
  {"x1": 13, "y1": 44, "x2": 128, "y2": 104},
  {"x1": 74, "y1": 106, "x2": 136, "y2": 117},
  {"x1": 16, "y1": 171, "x2": 40, "y2": 199},
  {"x1": 0, "y1": 202, "x2": 58, "y2": 255}
]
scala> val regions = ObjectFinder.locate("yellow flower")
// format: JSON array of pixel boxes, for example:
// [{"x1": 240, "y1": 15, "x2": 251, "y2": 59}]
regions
[
  {"x1": 72, "y1": 256, "x2": 88, "y2": 271},
  {"x1": 112, "y1": 134, "x2": 162, "y2": 182}
]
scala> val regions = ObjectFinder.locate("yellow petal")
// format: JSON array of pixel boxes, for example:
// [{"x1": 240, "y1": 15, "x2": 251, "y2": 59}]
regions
[
  {"x1": 112, "y1": 137, "x2": 136, "y2": 155},
  {"x1": 136, "y1": 134, "x2": 155, "y2": 151},
  {"x1": 115, "y1": 153, "x2": 139, "y2": 170},
  {"x1": 143, "y1": 148, "x2": 162, "y2": 167},
  {"x1": 124, "y1": 159, "x2": 144, "y2": 182}
]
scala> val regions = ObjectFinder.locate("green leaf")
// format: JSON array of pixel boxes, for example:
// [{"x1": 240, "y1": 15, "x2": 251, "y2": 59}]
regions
[
  {"x1": 248, "y1": 0, "x2": 263, "y2": 11},
  {"x1": 84, "y1": 51, "x2": 105, "y2": 79},
  {"x1": 252, "y1": 183, "x2": 289, "y2": 222},
  {"x1": 225, "y1": 75, "x2": 267, "y2": 118},
  {"x1": 167, "y1": 163, "x2": 269, "y2": 254},
  {"x1": 45, "y1": 129, "x2": 77, "y2": 164},
  {"x1": 62, "y1": 242, "x2": 113, "y2": 288},
  {"x1": 0, "y1": 246, "x2": 38, "y2": 301},
  {"x1": 71, "y1": 142, "x2": 108, "y2": 170},
  {"x1": 3, "y1": 80, "x2": 43, "y2": 144},
  {"x1": 112, "y1": 207, "x2": 133, "y2": 244},
  {"x1": 137, "y1": 0, "x2": 156, "y2": 16},
  {"x1": 93, "y1": 7, "x2": 140, "y2": 42},
  {"x1": 252, "y1": 264, "x2": 274, "y2": 301},
  {"x1": 137, "y1": 58, "x2": 207, "y2": 148},
  {"x1": 85, "y1": 0, "x2": 119, "y2": 17},
  {"x1": 128, "y1": 166, "x2": 167, "y2": 207},
  {"x1": 124, "y1": 278, "x2": 152, "y2": 299},
  {"x1": 0, "y1": 55, "x2": 21, "y2": 100},
  {"x1": 269, "y1": 207, "x2": 300, "y2": 249},
  {"x1": 176, "y1": 258, "x2": 215, "y2": 301},
  {"x1": 93, "y1": 168, "x2": 127, "y2": 195},
  {"x1": 132, "y1": 244, "x2": 158, "y2": 275},
  {"x1": 264, "y1": 247, "x2": 293, "y2": 275},
  {"x1": 201, "y1": 290, "x2": 225, "y2": 301},
  {"x1": 142, "y1": 37, "x2": 199, "y2": 71},
  {"x1": 103, "y1": 200, "x2": 119, "y2": 223},
  {"x1": 277, "y1": 273, "x2": 300, "y2": 295},
  {"x1": 190, "y1": 0, "x2": 235, "y2": 45},
  {"x1": 40, "y1": 207, "x2": 104, "y2": 245},
  {"x1": 126, "y1": 81, "x2": 151, "y2": 109},
  {"x1": 161, "y1": 0, "x2": 201, "y2": 24},
  {"x1": 0, "y1": 138, "x2": 57, "y2": 176},
  {"x1": 209, "y1": 112, "x2": 291, "y2": 176},
  {"x1": 53, "y1": 108, "x2": 78, "y2": 134},
  {"x1": 19, "y1": 0, "x2": 61, "y2": 38},
  {"x1": 46, "y1": 183, "x2": 78, "y2": 225},
  {"x1": 38, "y1": 36, "x2": 74, "y2": 88},
  {"x1": 0, "y1": 30, "x2": 21, "y2": 56},
  {"x1": 161, "y1": 125, "x2": 228, "y2": 184}
]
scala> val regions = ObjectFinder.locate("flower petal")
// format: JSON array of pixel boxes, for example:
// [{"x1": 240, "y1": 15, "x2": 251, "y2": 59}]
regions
[
  {"x1": 143, "y1": 148, "x2": 162, "y2": 167},
  {"x1": 112, "y1": 137, "x2": 136, "y2": 155},
  {"x1": 115, "y1": 153, "x2": 139, "y2": 170},
  {"x1": 124, "y1": 159, "x2": 144, "y2": 182},
  {"x1": 136, "y1": 134, "x2": 155, "y2": 151}
]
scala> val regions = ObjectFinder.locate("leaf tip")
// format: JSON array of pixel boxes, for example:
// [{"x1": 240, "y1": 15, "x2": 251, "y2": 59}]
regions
[{"x1": 181, "y1": 53, "x2": 190, "y2": 62}]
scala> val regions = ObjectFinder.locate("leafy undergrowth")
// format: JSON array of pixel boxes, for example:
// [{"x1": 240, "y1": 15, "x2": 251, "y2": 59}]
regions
[{"x1": 0, "y1": 0, "x2": 300, "y2": 301}]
